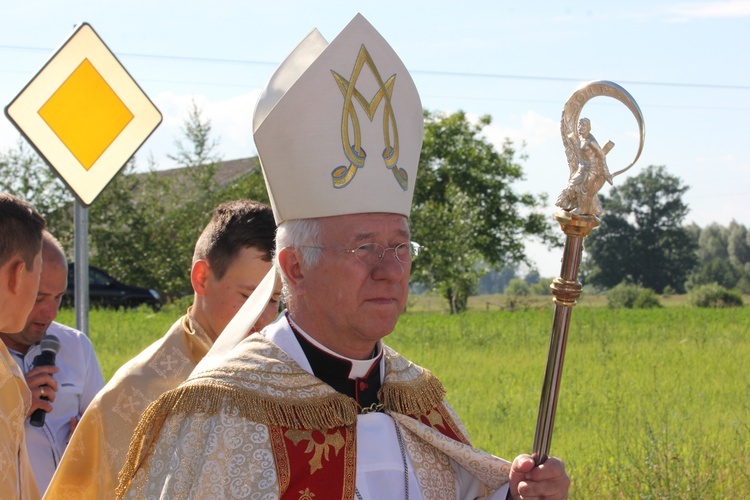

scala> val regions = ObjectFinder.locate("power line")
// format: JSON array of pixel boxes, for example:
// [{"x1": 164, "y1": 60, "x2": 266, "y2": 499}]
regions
[
  {"x1": 419, "y1": 94, "x2": 750, "y2": 111},
  {"x1": 414, "y1": 70, "x2": 750, "y2": 91},
  {"x1": 122, "y1": 52, "x2": 279, "y2": 68},
  {"x1": 692, "y1": 192, "x2": 750, "y2": 199},
  {"x1": 2, "y1": 44, "x2": 749, "y2": 91}
]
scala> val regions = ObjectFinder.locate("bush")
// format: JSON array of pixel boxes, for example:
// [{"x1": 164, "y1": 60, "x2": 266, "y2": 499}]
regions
[
  {"x1": 607, "y1": 282, "x2": 662, "y2": 309},
  {"x1": 529, "y1": 278, "x2": 553, "y2": 296},
  {"x1": 607, "y1": 283, "x2": 638, "y2": 308},
  {"x1": 504, "y1": 279, "x2": 530, "y2": 297},
  {"x1": 736, "y1": 275, "x2": 750, "y2": 295},
  {"x1": 688, "y1": 283, "x2": 744, "y2": 308},
  {"x1": 633, "y1": 288, "x2": 662, "y2": 309}
]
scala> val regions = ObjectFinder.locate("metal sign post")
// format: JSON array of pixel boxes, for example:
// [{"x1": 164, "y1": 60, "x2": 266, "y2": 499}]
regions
[{"x1": 74, "y1": 201, "x2": 90, "y2": 335}]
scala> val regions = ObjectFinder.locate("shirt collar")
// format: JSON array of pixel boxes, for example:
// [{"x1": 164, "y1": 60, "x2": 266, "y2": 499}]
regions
[{"x1": 288, "y1": 315, "x2": 382, "y2": 380}]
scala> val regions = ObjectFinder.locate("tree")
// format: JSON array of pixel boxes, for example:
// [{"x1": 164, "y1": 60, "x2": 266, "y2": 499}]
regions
[
  {"x1": 697, "y1": 223, "x2": 729, "y2": 262},
  {"x1": 523, "y1": 269, "x2": 541, "y2": 285},
  {"x1": 687, "y1": 258, "x2": 741, "y2": 291},
  {"x1": 727, "y1": 221, "x2": 750, "y2": 267},
  {"x1": 410, "y1": 111, "x2": 557, "y2": 313},
  {"x1": 87, "y1": 157, "x2": 188, "y2": 297},
  {"x1": 87, "y1": 102, "x2": 269, "y2": 299},
  {"x1": 168, "y1": 100, "x2": 221, "y2": 170},
  {"x1": 0, "y1": 139, "x2": 74, "y2": 249},
  {"x1": 529, "y1": 278, "x2": 553, "y2": 296},
  {"x1": 477, "y1": 267, "x2": 517, "y2": 295},
  {"x1": 411, "y1": 184, "x2": 485, "y2": 313},
  {"x1": 584, "y1": 165, "x2": 698, "y2": 293},
  {"x1": 728, "y1": 221, "x2": 750, "y2": 293},
  {"x1": 505, "y1": 278, "x2": 530, "y2": 296},
  {"x1": 686, "y1": 221, "x2": 750, "y2": 293}
]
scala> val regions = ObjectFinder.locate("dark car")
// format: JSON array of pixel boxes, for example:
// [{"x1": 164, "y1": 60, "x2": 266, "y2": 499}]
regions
[{"x1": 65, "y1": 264, "x2": 162, "y2": 310}]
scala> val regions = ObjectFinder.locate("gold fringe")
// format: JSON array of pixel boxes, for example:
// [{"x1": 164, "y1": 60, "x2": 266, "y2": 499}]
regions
[
  {"x1": 381, "y1": 370, "x2": 446, "y2": 416},
  {"x1": 116, "y1": 379, "x2": 358, "y2": 498}
]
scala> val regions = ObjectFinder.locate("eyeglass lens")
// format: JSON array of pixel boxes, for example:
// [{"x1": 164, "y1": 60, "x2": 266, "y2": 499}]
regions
[{"x1": 353, "y1": 242, "x2": 420, "y2": 265}]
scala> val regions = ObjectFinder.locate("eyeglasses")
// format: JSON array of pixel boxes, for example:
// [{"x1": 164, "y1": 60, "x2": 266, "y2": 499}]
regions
[
  {"x1": 303, "y1": 241, "x2": 425, "y2": 266},
  {"x1": 344, "y1": 241, "x2": 424, "y2": 266}
]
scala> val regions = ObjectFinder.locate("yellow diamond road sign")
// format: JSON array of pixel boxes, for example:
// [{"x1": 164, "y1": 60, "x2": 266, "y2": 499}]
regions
[{"x1": 5, "y1": 23, "x2": 162, "y2": 206}]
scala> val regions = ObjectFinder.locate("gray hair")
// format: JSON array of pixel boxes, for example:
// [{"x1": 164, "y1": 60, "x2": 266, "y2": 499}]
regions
[{"x1": 273, "y1": 218, "x2": 323, "y2": 302}]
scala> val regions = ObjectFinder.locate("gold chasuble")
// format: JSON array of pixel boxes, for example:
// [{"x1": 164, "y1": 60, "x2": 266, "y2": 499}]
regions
[
  {"x1": 44, "y1": 313, "x2": 212, "y2": 499},
  {"x1": 0, "y1": 342, "x2": 40, "y2": 500},
  {"x1": 118, "y1": 317, "x2": 511, "y2": 499}
]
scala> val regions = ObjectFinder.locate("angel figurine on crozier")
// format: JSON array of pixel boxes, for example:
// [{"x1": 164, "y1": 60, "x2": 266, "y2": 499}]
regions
[{"x1": 555, "y1": 117, "x2": 613, "y2": 216}]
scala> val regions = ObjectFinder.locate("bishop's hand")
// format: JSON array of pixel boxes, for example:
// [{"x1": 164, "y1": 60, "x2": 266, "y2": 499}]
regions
[{"x1": 508, "y1": 454, "x2": 570, "y2": 499}]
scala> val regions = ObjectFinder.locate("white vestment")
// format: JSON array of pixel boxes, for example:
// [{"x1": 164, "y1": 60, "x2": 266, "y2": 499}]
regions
[{"x1": 119, "y1": 315, "x2": 511, "y2": 499}]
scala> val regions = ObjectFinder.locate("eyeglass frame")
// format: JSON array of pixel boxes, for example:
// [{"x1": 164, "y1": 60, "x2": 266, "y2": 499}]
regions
[{"x1": 304, "y1": 241, "x2": 424, "y2": 266}]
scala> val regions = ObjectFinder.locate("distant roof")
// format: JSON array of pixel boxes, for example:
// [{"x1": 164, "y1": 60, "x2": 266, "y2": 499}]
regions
[{"x1": 153, "y1": 157, "x2": 260, "y2": 186}]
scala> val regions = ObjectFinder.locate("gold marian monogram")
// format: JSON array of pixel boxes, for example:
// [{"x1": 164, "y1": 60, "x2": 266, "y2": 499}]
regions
[
  {"x1": 286, "y1": 428, "x2": 346, "y2": 474},
  {"x1": 331, "y1": 45, "x2": 407, "y2": 190}
]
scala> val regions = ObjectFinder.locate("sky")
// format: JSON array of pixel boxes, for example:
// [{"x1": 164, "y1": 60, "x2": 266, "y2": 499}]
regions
[{"x1": 1, "y1": 1, "x2": 749, "y2": 277}]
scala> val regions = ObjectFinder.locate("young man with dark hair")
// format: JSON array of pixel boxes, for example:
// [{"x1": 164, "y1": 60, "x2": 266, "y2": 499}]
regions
[
  {"x1": 46, "y1": 199, "x2": 281, "y2": 498},
  {"x1": 0, "y1": 192, "x2": 46, "y2": 500},
  {"x1": 189, "y1": 199, "x2": 278, "y2": 343}
]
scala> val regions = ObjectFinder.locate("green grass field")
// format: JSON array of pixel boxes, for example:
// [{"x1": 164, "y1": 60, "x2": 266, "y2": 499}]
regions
[{"x1": 57, "y1": 301, "x2": 750, "y2": 498}]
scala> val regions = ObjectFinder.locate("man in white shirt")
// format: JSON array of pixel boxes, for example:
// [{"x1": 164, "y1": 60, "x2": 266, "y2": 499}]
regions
[{"x1": 0, "y1": 230, "x2": 104, "y2": 494}]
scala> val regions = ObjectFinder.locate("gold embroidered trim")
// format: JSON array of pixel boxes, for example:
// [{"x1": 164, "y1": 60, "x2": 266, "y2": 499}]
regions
[
  {"x1": 116, "y1": 380, "x2": 359, "y2": 498},
  {"x1": 381, "y1": 370, "x2": 446, "y2": 416}
]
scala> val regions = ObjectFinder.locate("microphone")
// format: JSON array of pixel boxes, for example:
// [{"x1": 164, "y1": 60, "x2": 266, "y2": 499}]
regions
[{"x1": 29, "y1": 334, "x2": 60, "y2": 428}]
